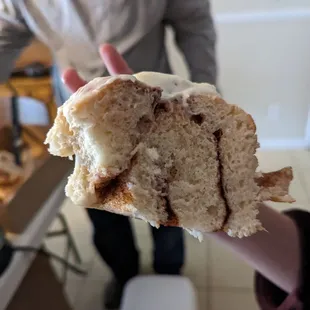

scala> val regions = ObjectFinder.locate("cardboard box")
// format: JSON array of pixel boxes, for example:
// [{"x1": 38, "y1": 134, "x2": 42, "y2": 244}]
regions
[
  {"x1": 0, "y1": 156, "x2": 73, "y2": 234},
  {"x1": 0, "y1": 125, "x2": 46, "y2": 210},
  {"x1": 0, "y1": 124, "x2": 73, "y2": 234}
]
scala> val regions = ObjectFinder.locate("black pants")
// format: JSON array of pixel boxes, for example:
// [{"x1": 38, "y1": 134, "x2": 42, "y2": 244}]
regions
[
  {"x1": 87, "y1": 209, "x2": 184, "y2": 284},
  {"x1": 52, "y1": 66, "x2": 184, "y2": 283}
]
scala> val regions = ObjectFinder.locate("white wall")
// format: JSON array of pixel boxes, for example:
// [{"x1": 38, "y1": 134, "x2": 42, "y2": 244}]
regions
[
  {"x1": 213, "y1": 0, "x2": 309, "y2": 13},
  {"x1": 166, "y1": 1, "x2": 310, "y2": 149}
]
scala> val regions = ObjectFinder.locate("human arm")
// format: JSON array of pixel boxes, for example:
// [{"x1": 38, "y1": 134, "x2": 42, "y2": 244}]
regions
[
  {"x1": 211, "y1": 204, "x2": 300, "y2": 293},
  {"x1": 164, "y1": 0, "x2": 217, "y2": 85},
  {"x1": 0, "y1": 1, "x2": 33, "y2": 83},
  {"x1": 210, "y1": 204, "x2": 310, "y2": 309}
]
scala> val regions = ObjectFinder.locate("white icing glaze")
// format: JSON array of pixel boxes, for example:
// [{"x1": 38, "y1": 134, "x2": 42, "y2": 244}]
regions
[
  {"x1": 106, "y1": 74, "x2": 136, "y2": 85},
  {"x1": 134, "y1": 72, "x2": 217, "y2": 102},
  {"x1": 69, "y1": 72, "x2": 216, "y2": 107}
]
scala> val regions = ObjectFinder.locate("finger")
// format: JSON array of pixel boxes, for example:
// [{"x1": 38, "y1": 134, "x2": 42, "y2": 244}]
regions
[
  {"x1": 99, "y1": 44, "x2": 133, "y2": 75},
  {"x1": 62, "y1": 68, "x2": 87, "y2": 92}
]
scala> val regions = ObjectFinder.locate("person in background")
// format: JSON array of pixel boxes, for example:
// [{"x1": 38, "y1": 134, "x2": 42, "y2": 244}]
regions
[{"x1": 0, "y1": 1, "x2": 217, "y2": 308}]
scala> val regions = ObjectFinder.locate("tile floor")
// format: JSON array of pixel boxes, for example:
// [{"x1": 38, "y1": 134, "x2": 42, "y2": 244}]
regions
[{"x1": 45, "y1": 150, "x2": 310, "y2": 310}]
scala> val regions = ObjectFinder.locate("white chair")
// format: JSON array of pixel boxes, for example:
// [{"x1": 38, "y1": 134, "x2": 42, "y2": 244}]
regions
[
  {"x1": 121, "y1": 275, "x2": 198, "y2": 310},
  {"x1": 18, "y1": 97, "x2": 50, "y2": 126}
]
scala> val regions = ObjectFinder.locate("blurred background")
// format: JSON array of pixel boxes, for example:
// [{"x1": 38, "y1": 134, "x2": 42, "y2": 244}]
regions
[{"x1": 0, "y1": 1, "x2": 310, "y2": 310}]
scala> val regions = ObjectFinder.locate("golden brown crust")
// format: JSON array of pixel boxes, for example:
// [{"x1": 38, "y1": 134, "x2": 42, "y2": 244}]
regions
[
  {"x1": 255, "y1": 167, "x2": 293, "y2": 188},
  {"x1": 246, "y1": 113, "x2": 257, "y2": 132},
  {"x1": 255, "y1": 167, "x2": 295, "y2": 203}
]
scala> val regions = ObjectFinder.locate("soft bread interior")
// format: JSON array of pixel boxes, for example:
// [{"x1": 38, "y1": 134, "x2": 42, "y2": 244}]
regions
[
  {"x1": 46, "y1": 76, "x2": 161, "y2": 176},
  {"x1": 45, "y1": 72, "x2": 294, "y2": 238},
  {"x1": 175, "y1": 95, "x2": 262, "y2": 237},
  {"x1": 87, "y1": 100, "x2": 228, "y2": 232},
  {"x1": 128, "y1": 104, "x2": 228, "y2": 232}
]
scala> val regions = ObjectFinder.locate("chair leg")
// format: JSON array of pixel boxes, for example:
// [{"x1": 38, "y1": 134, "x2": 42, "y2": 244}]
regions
[
  {"x1": 45, "y1": 212, "x2": 83, "y2": 285},
  {"x1": 57, "y1": 213, "x2": 82, "y2": 264},
  {"x1": 62, "y1": 232, "x2": 71, "y2": 285}
]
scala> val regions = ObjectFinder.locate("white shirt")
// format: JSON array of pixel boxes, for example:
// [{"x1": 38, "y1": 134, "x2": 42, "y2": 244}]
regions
[{"x1": 0, "y1": 0, "x2": 216, "y2": 85}]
